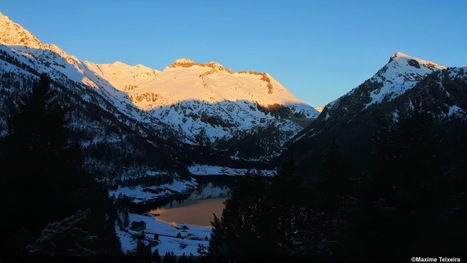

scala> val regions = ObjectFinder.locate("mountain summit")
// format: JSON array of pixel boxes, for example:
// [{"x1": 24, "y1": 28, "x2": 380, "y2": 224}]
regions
[
  {"x1": 0, "y1": 12, "x2": 41, "y2": 48},
  {"x1": 124, "y1": 57, "x2": 314, "y2": 110},
  {"x1": 322, "y1": 51, "x2": 447, "y2": 120},
  {"x1": 389, "y1": 51, "x2": 444, "y2": 69},
  {"x1": 0, "y1": 12, "x2": 74, "y2": 62}
]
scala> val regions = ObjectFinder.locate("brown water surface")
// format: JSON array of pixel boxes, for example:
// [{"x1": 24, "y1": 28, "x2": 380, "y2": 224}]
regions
[{"x1": 149, "y1": 197, "x2": 226, "y2": 227}]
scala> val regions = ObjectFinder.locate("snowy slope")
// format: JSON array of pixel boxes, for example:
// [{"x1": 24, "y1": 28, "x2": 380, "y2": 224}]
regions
[
  {"x1": 129, "y1": 58, "x2": 313, "y2": 110},
  {"x1": 84, "y1": 61, "x2": 161, "y2": 92},
  {"x1": 83, "y1": 57, "x2": 318, "y2": 149},
  {"x1": 364, "y1": 51, "x2": 446, "y2": 106},
  {"x1": 0, "y1": 12, "x2": 156, "y2": 127},
  {"x1": 85, "y1": 56, "x2": 319, "y2": 150},
  {"x1": 115, "y1": 58, "x2": 318, "y2": 150}
]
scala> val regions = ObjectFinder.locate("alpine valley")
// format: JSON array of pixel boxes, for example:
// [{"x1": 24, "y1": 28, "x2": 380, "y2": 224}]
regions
[
  {"x1": 0, "y1": 13, "x2": 318, "y2": 257},
  {"x1": 1, "y1": 11, "x2": 467, "y2": 260}
]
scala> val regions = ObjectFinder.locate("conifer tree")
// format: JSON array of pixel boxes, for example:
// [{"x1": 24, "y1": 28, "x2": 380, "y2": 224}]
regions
[
  {"x1": 337, "y1": 103, "x2": 466, "y2": 260},
  {"x1": 318, "y1": 139, "x2": 351, "y2": 217},
  {"x1": 208, "y1": 171, "x2": 277, "y2": 262},
  {"x1": 208, "y1": 166, "x2": 315, "y2": 261},
  {"x1": 0, "y1": 73, "x2": 120, "y2": 257},
  {"x1": 0, "y1": 73, "x2": 77, "y2": 254}
]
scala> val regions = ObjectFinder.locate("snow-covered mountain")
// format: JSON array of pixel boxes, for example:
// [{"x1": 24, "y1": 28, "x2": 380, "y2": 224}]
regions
[
  {"x1": 87, "y1": 56, "x2": 318, "y2": 150},
  {"x1": 320, "y1": 51, "x2": 446, "y2": 120},
  {"x1": 0, "y1": 12, "x2": 318, "y2": 181},
  {"x1": 281, "y1": 51, "x2": 467, "y2": 174}
]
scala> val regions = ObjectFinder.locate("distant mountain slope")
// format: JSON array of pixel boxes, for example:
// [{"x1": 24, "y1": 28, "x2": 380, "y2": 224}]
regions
[
  {"x1": 314, "y1": 105, "x2": 326, "y2": 113},
  {"x1": 281, "y1": 52, "x2": 467, "y2": 175},
  {"x1": 85, "y1": 56, "x2": 319, "y2": 155},
  {"x1": 117, "y1": 58, "x2": 318, "y2": 160},
  {"x1": 126, "y1": 58, "x2": 312, "y2": 110},
  {"x1": 84, "y1": 61, "x2": 161, "y2": 92}
]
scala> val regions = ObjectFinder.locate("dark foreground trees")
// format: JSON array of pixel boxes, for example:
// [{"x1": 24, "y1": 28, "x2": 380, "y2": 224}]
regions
[
  {"x1": 207, "y1": 168, "x2": 317, "y2": 262},
  {"x1": 0, "y1": 74, "x2": 120, "y2": 257},
  {"x1": 337, "y1": 108, "x2": 467, "y2": 260},
  {"x1": 207, "y1": 108, "x2": 467, "y2": 262}
]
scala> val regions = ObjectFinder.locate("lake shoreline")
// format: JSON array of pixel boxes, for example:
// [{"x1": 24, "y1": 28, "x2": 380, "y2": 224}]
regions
[{"x1": 112, "y1": 175, "x2": 236, "y2": 256}]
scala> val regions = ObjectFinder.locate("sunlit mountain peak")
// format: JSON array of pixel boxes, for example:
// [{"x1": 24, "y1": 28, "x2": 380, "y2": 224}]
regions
[
  {"x1": 389, "y1": 51, "x2": 446, "y2": 70},
  {"x1": 0, "y1": 12, "x2": 42, "y2": 48}
]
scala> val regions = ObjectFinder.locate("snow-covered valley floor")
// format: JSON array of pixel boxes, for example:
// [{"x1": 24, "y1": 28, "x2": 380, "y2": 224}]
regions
[{"x1": 116, "y1": 212, "x2": 212, "y2": 257}]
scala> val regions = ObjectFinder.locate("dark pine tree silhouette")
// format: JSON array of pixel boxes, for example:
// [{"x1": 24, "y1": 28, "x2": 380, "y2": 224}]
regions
[
  {"x1": 0, "y1": 73, "x2": 78, "y2": 254},
  {"x1": 208, "y1": 171, "x2": 279, "y2": 262},
  {"x1": 208, "y1": 165, "x2": 317, "y2": 262},
  {"x1": 338, "y1": 102, "x2": 467, "y2": 260},
  {"x1": 317, "y1": 139, "x2": 351, "y2": 225},
  {"x1": 0, "y1": 73, "x2": 120, "y2": 257}
]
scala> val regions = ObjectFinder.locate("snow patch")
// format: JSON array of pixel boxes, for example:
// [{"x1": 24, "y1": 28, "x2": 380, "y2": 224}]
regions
[
  {"x1": 188, "y1": 164, "x2": 276, "y2": 177},
  {"x1": 109, "y1": 178, "x2": 197, "y2": 205},
  {"x1": 447, "y1": 105, "x2": 465, "y2": 117}
]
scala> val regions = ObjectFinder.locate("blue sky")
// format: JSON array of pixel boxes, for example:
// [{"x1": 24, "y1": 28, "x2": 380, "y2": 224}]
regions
[{"x1": 1, "y1": 0, "x2": 466, "y2": 107}]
